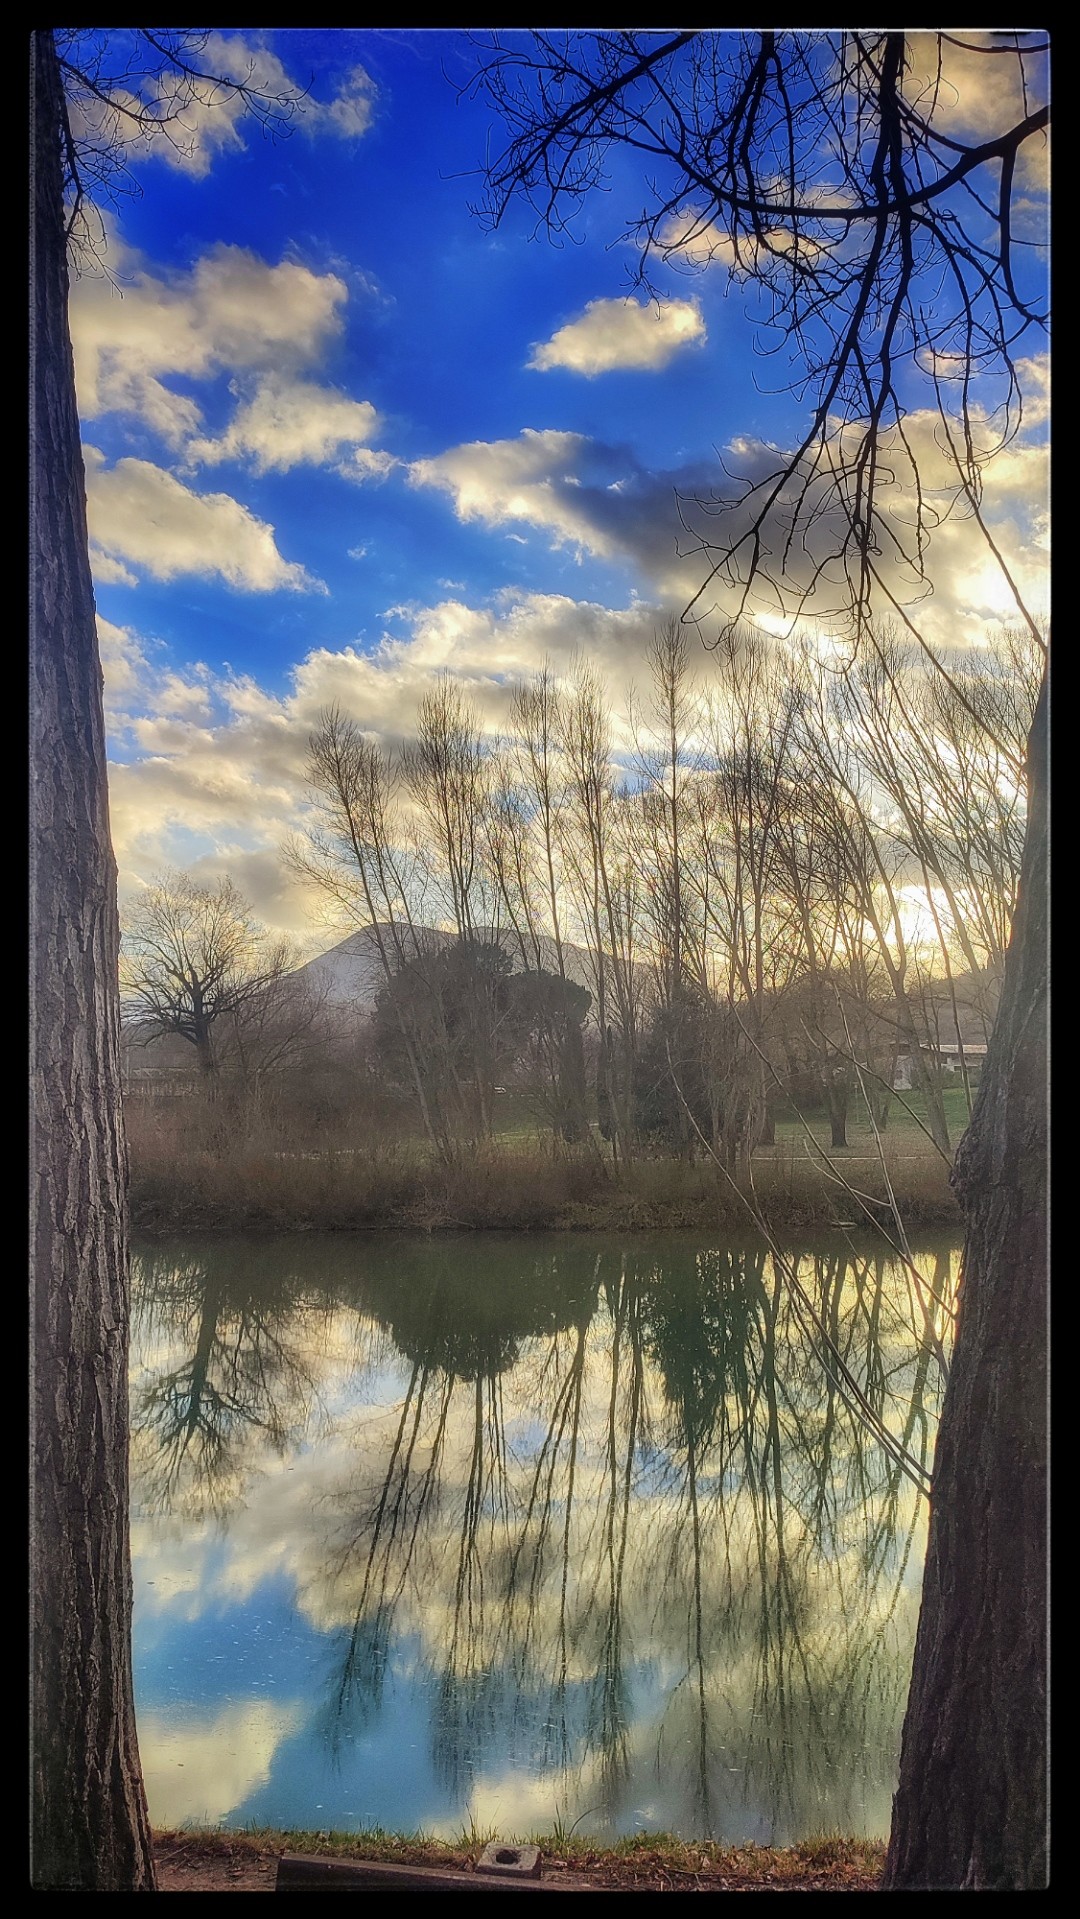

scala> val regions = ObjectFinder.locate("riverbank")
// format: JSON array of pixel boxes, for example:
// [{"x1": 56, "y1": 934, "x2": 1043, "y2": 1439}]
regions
[
  {"x1": 129, "y1": 1126, "x2": 960, "y2": 1236},
  {"x1": 153, "y1": 1828, "x2": 887, "y2": 1893}
]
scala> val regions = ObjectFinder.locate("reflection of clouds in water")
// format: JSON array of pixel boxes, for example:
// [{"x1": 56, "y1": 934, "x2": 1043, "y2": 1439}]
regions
[
  {"x1": 462, "y1": 1758, "x2": 602, "y2": 1841},
  {"x1": 138, "y1": 1697, "x2": 306, "y2": 1826},
  {"x1": 134, "y1": 1442, "x2": 365, "y2": 1615},
  {"x1": 130, "y1": 1240, "x2": 957, "y2": 1840},
  {"x1": 134, "y1": 1288, "x2": 935, "y2": 1656}
]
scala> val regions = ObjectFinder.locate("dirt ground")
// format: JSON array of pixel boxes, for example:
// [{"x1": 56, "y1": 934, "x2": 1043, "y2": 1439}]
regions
[
  {"x1": 154, "y1": 1836, "x2": 278, "y2": 1892},
  {"x1": 152, "y1": 1832, "x2": 886, "y2": 1894}
]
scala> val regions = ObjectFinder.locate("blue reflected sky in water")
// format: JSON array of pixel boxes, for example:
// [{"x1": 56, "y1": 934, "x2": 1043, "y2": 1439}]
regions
[{"x1": 129, "y1": 1231, "x2": 952, "y2": 1841}]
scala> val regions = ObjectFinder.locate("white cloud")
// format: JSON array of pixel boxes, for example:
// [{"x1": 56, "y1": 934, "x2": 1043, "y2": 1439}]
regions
[
  {"x1": 322, "y1": 63, "x2": 378, "y2": 138},
  {"x1": 410, "y1": 429, "x2": 625, "y2": 559},
  {"x1": 71, "y1": 231, "x2": 396, "y2": 483},
  {"x1": 343, "y1": 447, "x2": 398, "y2": 482},
  {"x1": 97, "y1": 615, "x2": 150, "y2": 713},
  {"x1": 86, "y1": 451, "x2": 323, "y2": 593},
  {"x1": 105, "y1": 589, "x2": 670, "y2": 935},
  {"x1": 89, "y1": 547, "x2": 139, "y2": 587},
  {"x1": 187, "y1": 373, "x2": 386, "y2": 476},
  {"x1": 71, "y1": 236, "x2": 350, "y2": 441},
  {"x1": 410, "y1": 427, "x2": 723, "y2": 596},
  {"x1": 411, "y1": 411, "x2": 1049, "y2": 640},
  {"x1": 657, "y1": 206, "x2": 831, "y2": 275},
  {"x1": 903, "y1": 32, "x2": 1047, "y2": 154},
  {"x1": 62, "y1": 32, "x2": 377, "y2": 186},
  {"x1": 529, "y1": 297, "x2": 706, "y2": 375},
  {"x1": 658, "y1": 209, "x2": 739, "y2": 270}
]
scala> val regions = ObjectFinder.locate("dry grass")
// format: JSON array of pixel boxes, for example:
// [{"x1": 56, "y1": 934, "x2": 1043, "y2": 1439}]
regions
[
  {"x1": 152, "y1": 1825, "x2": 887, "y2": 1893},
  {"x1": 127, "y1": 1096, "x2": 959, "y2": 1235}
]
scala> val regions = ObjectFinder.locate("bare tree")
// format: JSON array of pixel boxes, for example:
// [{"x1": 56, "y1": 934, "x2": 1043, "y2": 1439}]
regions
[
  {"x1": 628, "y1": 619, "x2": 702, "y2": 1007},
  {"x1": 464, "y1": 30, "x2": 1048, "y2": 1887},
  {"x1": 466, "y1": 31, "x2": 1047, "y2": 662},
  {"x1": 294, "y1": 706, "x2": 451, "y2": 1157},
  {"x1": 558, "y1": 661, "x2": 642, "y2": 1161},
  {"x1": 121, "y1": 872, "x2": 299, "y2": 1088},
  {"x1": 403, "y1": 676, "x2": 491, "y2": 947},
  {"x1": 509, "y1": 665, "x2": 569, "y2": 979}
]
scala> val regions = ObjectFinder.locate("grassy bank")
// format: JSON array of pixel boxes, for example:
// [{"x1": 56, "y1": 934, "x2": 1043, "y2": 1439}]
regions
[
  {"x1": 152, "y1": 1826, "x2": 887, "y2": 1893},
  {"x1": 128, "y1": 1096, "x2": 961, "y2": 1236}
]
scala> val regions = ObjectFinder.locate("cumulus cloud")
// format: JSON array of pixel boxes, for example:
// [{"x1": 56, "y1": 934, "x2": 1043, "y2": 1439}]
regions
[
  {"x1": 105, "y1": 589, "x2": 674, "y2": 933},
  {"x1": 71, "y1": 236, "x2": 350, "y2": 441},
  {"x1": 71, "y1": 231, "x2": 396, "y2": 481},
  {"x1": 529, "y1": 297, "x2": 706, "y2": 374},
  {"x1": 89, "y1": 547, "x2": 140, "y2": 587},
  {"x1": 197, "y1": 37, "x2": 378, "y2": 150},
  {"x1": 657, "y1": 209, "x2": 740, "y2": 271},
  {"x1": 98, "y1": 615, "x2": 151, "y2": 714},
  {"x1": 410, "y1": 412, "x2": 1049, "y2": 642},
  {"x1": 86, "y1": 450, "x2": 323, "y2": 593},
  {"x1": 903, "y1": 32, "x2": 1047, "y2": 153},
  {"x1": 411, "y1": 427, "x2": 731, "y2": 597},
  {"x1": 186, "y1": 373, "x2": 388, "y2": 476},
  {"x1": 411, "y1": 429, "x2": 615, "y2": 553},
  {"x1": 63, "y1": 32, "x2": 377, "y2": 185}
]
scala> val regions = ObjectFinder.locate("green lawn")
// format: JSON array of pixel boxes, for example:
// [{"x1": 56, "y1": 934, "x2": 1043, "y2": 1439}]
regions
[
  {"x1": 768, "y1": 1083, "x2": 975, "y2": 1156},
  {"x1": 482, "y1": 1082, "x2": 975, "y2": 1162}
]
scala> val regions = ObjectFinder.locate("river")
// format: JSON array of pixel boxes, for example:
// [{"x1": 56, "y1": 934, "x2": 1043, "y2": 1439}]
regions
[{"x1": 129, "y1": 1229, "x2": 956, "y2": 1844}]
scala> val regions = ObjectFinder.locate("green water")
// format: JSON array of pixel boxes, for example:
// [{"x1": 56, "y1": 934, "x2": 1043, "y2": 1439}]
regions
[{"x1": 129, "y1": 1229, "x2": 955, "y2": 1844}]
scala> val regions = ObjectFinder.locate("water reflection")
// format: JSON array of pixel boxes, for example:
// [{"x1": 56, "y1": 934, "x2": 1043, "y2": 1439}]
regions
[{"x1": 130, "y1": 1232, "x2": 952, "y2": 1842}]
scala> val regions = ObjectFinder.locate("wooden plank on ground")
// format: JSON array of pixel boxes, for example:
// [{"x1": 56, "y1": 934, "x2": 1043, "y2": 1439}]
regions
[{"x1": 275, "y1": 1853, "x2": 584, "y2": 1892}]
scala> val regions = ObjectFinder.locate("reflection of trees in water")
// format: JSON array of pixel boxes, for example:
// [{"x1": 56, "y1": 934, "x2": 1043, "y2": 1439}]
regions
[
  {"x1": 135, "y1": 1231, "x2": 954, "y2": 1837},
  {"x1": 131, "y1": 1242, "x2": 331, "y2": 1516},
  {"x1": 640, "y1": 1241, "x2": 947, "y2": 1837},
  {"x1": 578, "y1": 1260, "x2": 646, "y2": 1818},
  {"x1": 319, "y1": 1248, "x2": 586, "y2": 1780}
]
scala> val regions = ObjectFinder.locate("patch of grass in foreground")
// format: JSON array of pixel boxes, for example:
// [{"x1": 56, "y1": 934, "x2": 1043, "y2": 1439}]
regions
[{"x1": 152, "y1": 1824, "x2": 887, "y2": 1891}]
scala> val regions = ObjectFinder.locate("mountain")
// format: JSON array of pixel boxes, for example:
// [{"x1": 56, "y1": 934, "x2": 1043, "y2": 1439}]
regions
[{"x1": 292, "y1": 922, "x2": 600, "y2": 1014}]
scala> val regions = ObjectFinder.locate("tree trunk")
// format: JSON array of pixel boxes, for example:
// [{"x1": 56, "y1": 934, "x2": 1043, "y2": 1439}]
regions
[
  {"x1": 826, "y1": 1072, "x2": 849, "y2": 1149},
  {"x1": 30, "y1": 30, "x2": 156, "y2": 1892},
  {"x1": 883, "y1": 671, "x2": 1047, "y2": 1890}
]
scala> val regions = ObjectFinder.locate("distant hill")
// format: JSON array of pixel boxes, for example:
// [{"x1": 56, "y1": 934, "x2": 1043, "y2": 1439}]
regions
[{"x1": 291, "y1": 922, "x2": 600, "y2": 1014}]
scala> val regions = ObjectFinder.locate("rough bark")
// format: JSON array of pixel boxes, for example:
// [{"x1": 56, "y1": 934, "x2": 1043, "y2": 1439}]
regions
[
  {"x1": 30, "y1": 29, "x2": 157, "y2": 1892},
  {"x1": 883, "y1": 671, "x2": 1048, "y2": 1890}
]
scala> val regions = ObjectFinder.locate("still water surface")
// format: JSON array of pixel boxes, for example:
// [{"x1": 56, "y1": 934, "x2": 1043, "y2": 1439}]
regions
[{"x1": 129, "y1": 1231, "x2": 956, "y2": 1844}]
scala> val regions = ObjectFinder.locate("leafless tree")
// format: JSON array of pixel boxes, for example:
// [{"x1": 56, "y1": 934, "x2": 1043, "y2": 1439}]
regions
[
  {"x1": 509, "y1": 665, "x2": 569, "y2": 978},
  {"x1": 121, "y1": 871, "x2": 299, "y2": 1087},
  {"x1": 628, "y1": 619, "x2": 703, "y2": 1007},
  {"x1": 403, "y1": 676, "x2": 491, "y2": 946},
  {"x1": 557, "y1": 661, "x2": 643, "y2": 1160},
  {"x1": 294, "y1": 706, "x2": 451, "y2": 1156}
]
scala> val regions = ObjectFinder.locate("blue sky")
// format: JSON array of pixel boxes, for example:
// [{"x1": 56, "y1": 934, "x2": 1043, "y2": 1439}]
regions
[{"x1": 64, "y1": 29, "x2": 1049, "y2": 942}]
